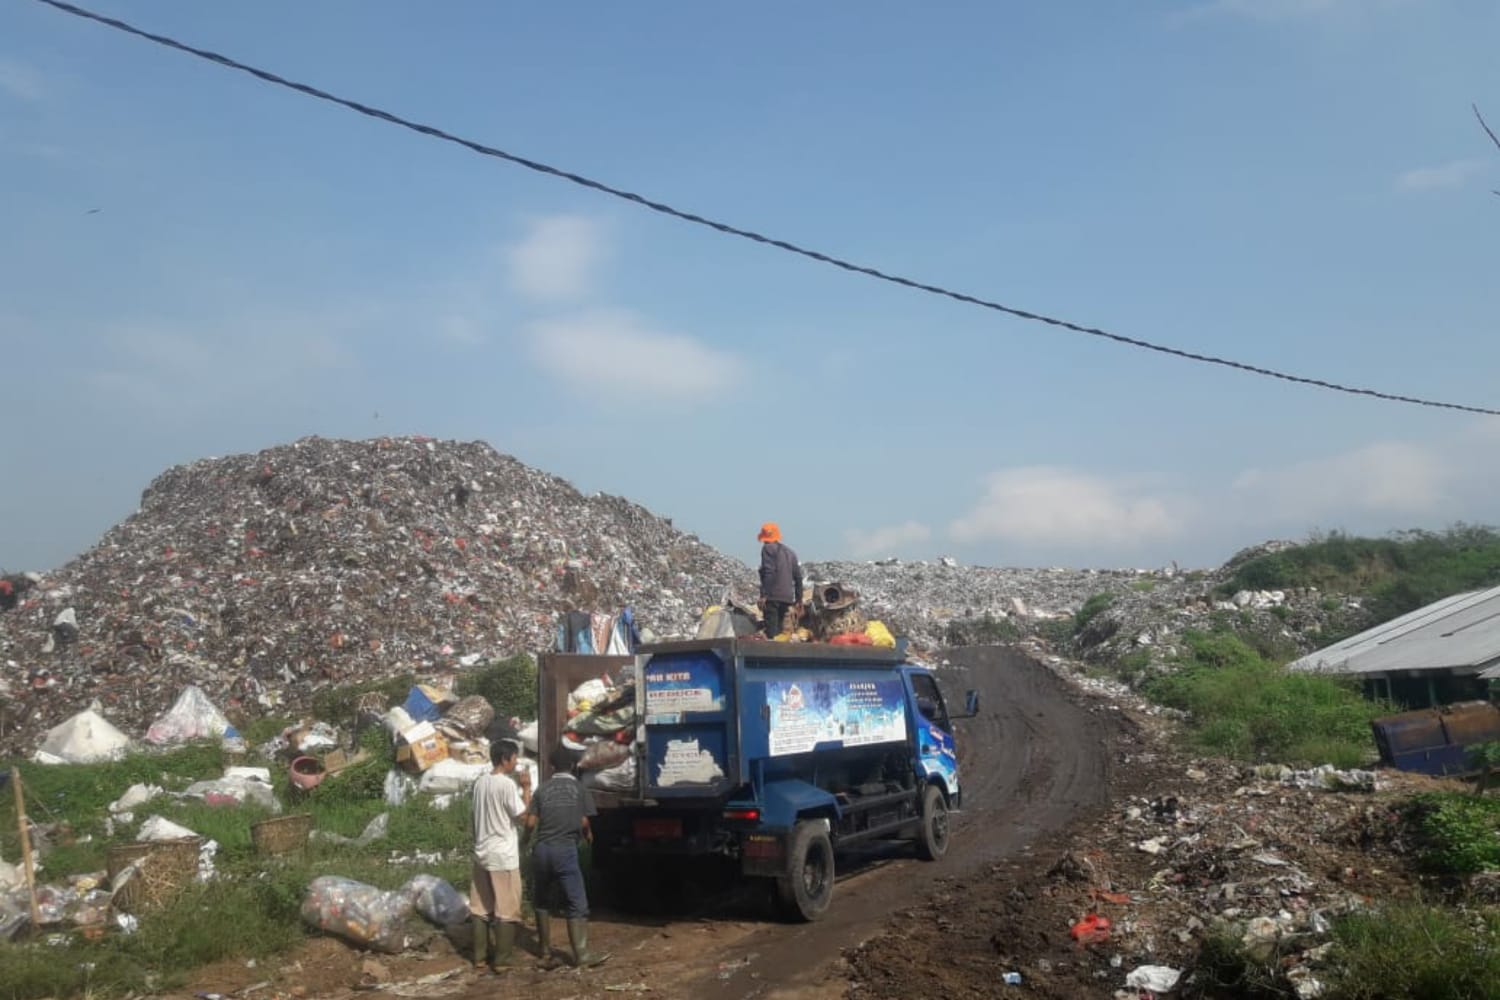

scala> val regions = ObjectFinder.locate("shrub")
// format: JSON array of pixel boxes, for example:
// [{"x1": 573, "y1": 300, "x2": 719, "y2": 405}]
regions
[
  {"x1": 455, "y1": 653, "x2": 537, "y2": 722},
  {"x1": 1145, "y1": 630, "x2": 1385, "y2": 766},
  {"x1": 1406, "y1": 793, "x2": 1500, "y2": 876},
  {"x1": 1073, "y1": 593, "x2": 1116, "y2": 634}
]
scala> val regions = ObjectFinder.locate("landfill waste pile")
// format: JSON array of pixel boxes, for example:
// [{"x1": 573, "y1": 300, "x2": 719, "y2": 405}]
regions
[
  {"x1": 0, "y1": 436, "x2": 753, "y2": 754},
  {"x1": 807, "y1": 539, "x2": 1364, "y2": 671},
  {"x1": 845, "y1": 718, "x2": 1464, "y2": 1000}
]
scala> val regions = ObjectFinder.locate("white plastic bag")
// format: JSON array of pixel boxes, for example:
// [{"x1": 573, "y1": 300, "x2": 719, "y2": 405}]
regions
[
  {"x1": 146, "y1": 686, "x2": 231, "y2": 745},
  {"x1": 418, "y1": 759, "x2": 487, "y2": 795}
]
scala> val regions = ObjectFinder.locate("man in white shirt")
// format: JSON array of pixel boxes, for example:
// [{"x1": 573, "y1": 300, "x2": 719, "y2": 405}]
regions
[{"x1": 469, "y1": 739, "x2": 531, "y2": 972}]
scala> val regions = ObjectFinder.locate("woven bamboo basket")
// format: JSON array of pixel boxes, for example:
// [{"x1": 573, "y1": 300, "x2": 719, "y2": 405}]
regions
[
  {"x1": 251, "y1": 813, "x2": 313, "y2": 857},
  {"x1": 107, "y1": 838, "x2": 201, "y2": 912}
]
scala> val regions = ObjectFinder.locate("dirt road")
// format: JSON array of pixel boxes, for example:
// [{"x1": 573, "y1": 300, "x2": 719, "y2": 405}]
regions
[
  {"x1": 442, "y1": 647, "x2": 1116, "y2": 999},
  {"x1": 221, "y1": 648, "x2": 1116, "y2": 1000}
]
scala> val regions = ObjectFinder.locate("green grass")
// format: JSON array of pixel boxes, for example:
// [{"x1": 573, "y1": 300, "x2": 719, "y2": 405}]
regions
[
  {"x1": 1, "y1": 723, "x2": 477, "y2": 1000},
  {"x1": 1192, "y1": 905, "x2": 1500, "y2": 1000},
  {"x1": 1073, "y1": 592, "x2": 1116, "y2": 634},
  {"x1": 1405, "y1": 793, "x2": 1500, "y2": 876},
  {"x1": 1145, "y1": 630, "x2": 1387, "y2": 766},
  {"x1": 1325, "y1": 904, "x2": 1500, "y2": 1000},
  {"x1": 1220, "y1": 525, "x2": 1500, "y2": 623}
]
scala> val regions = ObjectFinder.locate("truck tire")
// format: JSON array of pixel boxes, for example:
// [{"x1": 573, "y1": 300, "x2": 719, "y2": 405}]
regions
[
  {"x1": 775, "y1": 820, "x2": 835, "y2": 922},
  {"x1": 916, "y1": 784, "x2": 950, "y2": 861}
]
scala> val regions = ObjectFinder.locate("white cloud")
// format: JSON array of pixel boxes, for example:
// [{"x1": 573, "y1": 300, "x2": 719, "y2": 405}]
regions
[
  {"x1": 949, "y1": 467, "x2": 1180, "y2": 549},
  {"x1": 1232, "y1": 441, "x2": 1449, "y2": 519},
  {"x1": 0, "y1": 57, "x2": 44, "y2": 102},
  {"x1": 524, "y1": 309, "x2": 742, "y2": 401},
  {"x1": 506, "y1": 215, "x2": 604, "y2": 302},
  {"x1": 845, "y1": 521, "x2": 932, "y2": 558},
  {"x1": 1395, "y1": 159, "x2": 1486, "y2": 193}
]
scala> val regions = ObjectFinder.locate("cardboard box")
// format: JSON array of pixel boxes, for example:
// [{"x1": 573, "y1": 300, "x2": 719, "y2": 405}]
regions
[{"x1": 396, "y1": 721, "x2": 449, "y2": 773}]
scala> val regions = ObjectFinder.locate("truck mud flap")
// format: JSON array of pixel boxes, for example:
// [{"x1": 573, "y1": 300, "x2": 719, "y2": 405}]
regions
[{"x1": 740, "y1": 832, "x2": 786, "y2": 877}]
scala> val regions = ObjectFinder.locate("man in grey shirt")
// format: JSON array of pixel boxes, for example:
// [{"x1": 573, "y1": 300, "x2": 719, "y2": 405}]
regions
[{"x1": 526, "y1": 745, "x2": 609, "y2": 968}]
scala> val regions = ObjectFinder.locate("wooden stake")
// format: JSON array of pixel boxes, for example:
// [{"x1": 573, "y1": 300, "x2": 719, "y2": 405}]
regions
[{"x1": 10, "y1": 767, "x2": 42, "y2": 931}]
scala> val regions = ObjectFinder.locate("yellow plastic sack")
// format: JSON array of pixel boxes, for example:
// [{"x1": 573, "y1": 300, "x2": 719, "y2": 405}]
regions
[{"x1": 864, "y1": 620, "x2": 896, "y2": 648}]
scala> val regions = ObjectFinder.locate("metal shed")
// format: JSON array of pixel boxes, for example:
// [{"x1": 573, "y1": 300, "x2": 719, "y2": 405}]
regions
[{"x1": 1288, "y1": 583, "x2": 1500, "y2": 706}]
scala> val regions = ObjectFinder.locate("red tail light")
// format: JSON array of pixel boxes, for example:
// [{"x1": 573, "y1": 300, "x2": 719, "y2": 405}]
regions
[{"x1": 723, "y1": 807, "x2": 761, "y2": 822}]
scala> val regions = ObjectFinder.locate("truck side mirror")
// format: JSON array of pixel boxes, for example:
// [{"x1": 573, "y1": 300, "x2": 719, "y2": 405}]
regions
[{"x1": 953, "y1": 690, "x2": 980, "y2": 719}]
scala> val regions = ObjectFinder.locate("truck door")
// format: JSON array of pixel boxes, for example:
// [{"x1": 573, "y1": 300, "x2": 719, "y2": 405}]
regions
[{"x1": 909, "y1": 672, "x2": 960, "y2": 807}]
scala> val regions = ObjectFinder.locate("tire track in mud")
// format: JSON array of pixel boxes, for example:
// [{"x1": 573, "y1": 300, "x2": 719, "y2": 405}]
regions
[{"x1": 687, "y1": 646, "x2": 1117, "y2": 999}]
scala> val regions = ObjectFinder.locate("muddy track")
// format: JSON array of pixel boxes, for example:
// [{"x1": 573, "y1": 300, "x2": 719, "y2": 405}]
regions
[
  {"x1": 687, "y1": 646, "x2": 1116, "y2": 998},
  {"x1": 440, "y1": 647, "x2": 1115, "y2": 1000}
]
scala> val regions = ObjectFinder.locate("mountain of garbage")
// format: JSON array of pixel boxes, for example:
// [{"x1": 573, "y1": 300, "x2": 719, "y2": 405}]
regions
[{"x1": 0, "y1": 436, "x2": 753, "y2": 754}]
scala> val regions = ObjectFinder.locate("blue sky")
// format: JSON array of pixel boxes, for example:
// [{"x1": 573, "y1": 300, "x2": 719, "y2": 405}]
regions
[{"x1": 3, "y1": 0, "x2": 1499, "y2": 573}]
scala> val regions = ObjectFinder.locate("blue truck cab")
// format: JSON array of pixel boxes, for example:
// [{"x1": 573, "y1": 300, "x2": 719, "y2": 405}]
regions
[{"x1": 538, "y1": 638, "x2": 978, "y2": 921}]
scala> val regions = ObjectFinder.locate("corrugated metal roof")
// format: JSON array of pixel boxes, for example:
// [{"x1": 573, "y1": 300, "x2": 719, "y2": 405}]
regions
[{"x1": 1288, "y1": 583, "x2": 1500, "y2": 677}]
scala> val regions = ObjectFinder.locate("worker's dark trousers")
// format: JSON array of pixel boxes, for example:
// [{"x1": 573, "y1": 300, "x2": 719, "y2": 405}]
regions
[
  {"x1": 764, "y1": 601, "x2": 791, "y2": 637},
  {"x1": 532, "y1": 840, "x2": 589, "y2": 919}
]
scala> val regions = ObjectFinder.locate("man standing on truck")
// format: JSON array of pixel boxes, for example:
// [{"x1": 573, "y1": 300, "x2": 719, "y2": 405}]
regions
[
  {"x1": 758, "y1": 522, "x2": 803, "y2": 638},
  {"x1": 469, "y1": 739, "x2": 531, "y2": 972},
  {"x1": 527, "y1": 746, "x2": 610, "y2": 969}
]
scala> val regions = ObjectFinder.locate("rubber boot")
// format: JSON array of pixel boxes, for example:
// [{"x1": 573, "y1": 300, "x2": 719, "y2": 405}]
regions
[
  {"x1": 470, "y1": 915, "x2": 489, "y2": 971},
  {"x1": 566, "y1": 917, "x2": 611, "y2": 968},
  {"x1": 491, "y1": 921, "x2": 517, "y2": 969},
  {"x1": 535, "y1": 909, "x2": 558, "y2": 968}
]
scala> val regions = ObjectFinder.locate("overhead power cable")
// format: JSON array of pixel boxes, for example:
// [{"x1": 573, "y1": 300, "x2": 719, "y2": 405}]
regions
[{"x1": 34, "y1": 0, "x2": 1500, "y2": 418}]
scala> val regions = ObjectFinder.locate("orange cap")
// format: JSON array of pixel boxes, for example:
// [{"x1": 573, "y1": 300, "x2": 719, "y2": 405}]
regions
[{"x1": 758, "y1": 522, "x2": 781, "y2": 543}]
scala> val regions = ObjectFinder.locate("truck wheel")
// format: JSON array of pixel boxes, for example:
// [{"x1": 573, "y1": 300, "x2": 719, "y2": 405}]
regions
[
  {"x1": 916, "y1": 785, "x2": 950, "y2": 861},
  {"x1": 775, "y1": 820, "x2": 834, "y2": 922}
]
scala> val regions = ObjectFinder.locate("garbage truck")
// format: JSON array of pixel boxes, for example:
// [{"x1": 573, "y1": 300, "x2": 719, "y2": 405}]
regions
[{"x1": 538, "y1": 638, "x2": 978, "y2": 921}]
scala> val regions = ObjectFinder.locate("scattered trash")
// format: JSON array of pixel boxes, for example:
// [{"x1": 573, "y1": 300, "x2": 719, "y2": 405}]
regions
[
  {"x1": 312, "y1": 812, "x2": 389, "y2": 848},
  {"x1": 1002, "y1": 971, "x2": 1023, "y2": 985},
  {"x1": 1124, "y1": 965, "x2": 1181, "y2": 992},
  {"x1": 1069, "y1": 913, "x2": 1112, "y2": 945},
  {"x1": 138, "y1": 816, "x2": 200, "y2": 842}
]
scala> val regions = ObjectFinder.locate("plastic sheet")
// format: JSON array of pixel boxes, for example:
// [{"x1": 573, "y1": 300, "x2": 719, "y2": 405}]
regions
[
  {"x1": 36, "y1": 707, "x2": 130, "y2": 764},
  {"x1": 383, "y1": 769, "x2": 414, "y2": 807},
  {"x1": 570, "y1": 706, "x2": 635, "y2": 736},
  {"x1": 403, "y1": 875, "x2": 468, "y2": 927},
  {"x1": 301, "y1": 876, "x2": 418, "y2": 954},
  {"x1": 145, "y1": 685, "x2": 231, "y2": 745},
  {"x1": 584, "y1": 756, "x2": 636, "y2": 792},
  {"x1": 182, "y1": 774, "x2": 281, "y2": 812},
  {"x1": 568, "y1": 678, "x2": 610, "y2": 713}
]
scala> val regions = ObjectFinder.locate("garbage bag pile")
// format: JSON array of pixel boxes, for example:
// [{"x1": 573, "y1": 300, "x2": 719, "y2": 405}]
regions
[
  {"x1": 565, "y1": 672, "x2": 637, "y2": 793},
  {"x1": 301, "y1": 874, "x2": 468, "y2": 953},
  {"x1": 0, "y1": 435, "x2": 753, "y2": 755}
]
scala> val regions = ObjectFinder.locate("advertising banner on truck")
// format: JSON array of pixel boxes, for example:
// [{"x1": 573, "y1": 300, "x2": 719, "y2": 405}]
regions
[
  {"x1": 766, "y1": 678, "x2": 907, "y2": 757},
  {"x1": 644, "y1": 657, "x2": 724, "y2": 722}
]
